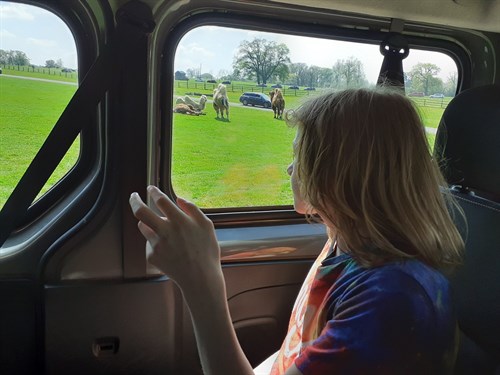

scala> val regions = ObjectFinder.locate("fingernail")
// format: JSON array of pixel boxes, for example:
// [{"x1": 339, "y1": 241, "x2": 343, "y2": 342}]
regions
[{"x1": 129, "y1": 193, "x2": 140, "y2": 212}]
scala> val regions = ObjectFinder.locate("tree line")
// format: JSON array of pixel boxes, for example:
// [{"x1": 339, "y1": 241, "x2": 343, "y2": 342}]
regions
[
  {"x1": 0, "y1": 49, "x2": 70, "y2": 70},
  {"x1": 178, "y1": 38, "x2": 457, "y2": 96}
]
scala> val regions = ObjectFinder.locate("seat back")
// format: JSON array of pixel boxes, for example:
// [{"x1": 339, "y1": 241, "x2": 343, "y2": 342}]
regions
[{"x1": 434, "y1": 84, "x2": 500, "y2": 374}]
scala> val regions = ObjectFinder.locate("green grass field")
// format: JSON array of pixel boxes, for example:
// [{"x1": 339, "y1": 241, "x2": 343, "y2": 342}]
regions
[
  {"x1": 1, "y1": 66, "x2": 78, "y2": 83},
  {"x1": 172, "y1": 107, "x2": 295, "y2": 207},
  {"x1": 0, "y1": 74, "x2": 444, "y2": 209},
  {"x1": 0, "y1": 75, "x2": 79, "y2": 207}
]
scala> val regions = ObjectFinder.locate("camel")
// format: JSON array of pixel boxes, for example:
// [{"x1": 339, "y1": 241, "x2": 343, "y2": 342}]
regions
[
  {"x1": 269, "y1": 88, "x2": 285, "y2": 119},
  {"x1": 213, "y1": 83, "x2": 230, "y2": 120},
  {"x1": 175, "y1": 95, "x2": 207, "y2": 111},
  {"x1": 173, "y1": 103, "x2": 205, "y2": 116}
]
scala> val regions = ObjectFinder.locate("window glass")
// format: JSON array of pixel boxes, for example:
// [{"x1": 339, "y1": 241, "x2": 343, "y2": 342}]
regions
[
  {"x1": 171, "y1": 26, "x2": 458, "y2": 209},
  {"x1": 404, "y1": 49, "x2": 458, "y2": 148},
  {"x1": 0, "y1": 2, "x2": 79, "y2": 208}
]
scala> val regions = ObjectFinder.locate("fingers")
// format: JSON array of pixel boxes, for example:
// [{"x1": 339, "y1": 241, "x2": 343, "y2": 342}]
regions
[
  {"x1": 130, "y1": 186, "x2": 208, "y2": 231},
  {"x1": 147, "y1": 185, "x2": 186, "y2": 221},
  {"x1": 137, "y1": 220, "x2": 157, "y2": 240},
  {"x1": 129, "y1": 192, "x2": 165, "y2": 233},
  {"x1": 177, "y1": 197, "x2": 209, "y2": 224}
]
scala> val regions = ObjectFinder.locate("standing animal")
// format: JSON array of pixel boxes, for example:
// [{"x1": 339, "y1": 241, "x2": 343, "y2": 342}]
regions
[
  {"x1": 175, "y1": 95, "x2": 207, "y2": 111},
  {"x1": 269, "y1": 88, "x2": 285, "y2": 119},
  {"x1": 213, "y1": 83, "x2": 230, "y2": 120},
  {"x1": 173, "y1": 103, "x2": 205, "y2": 116}
]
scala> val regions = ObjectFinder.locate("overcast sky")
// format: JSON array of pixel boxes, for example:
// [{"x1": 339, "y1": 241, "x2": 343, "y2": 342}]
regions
[{"x1": 1, "y1": 2, "x2": 457, "y2": 82}]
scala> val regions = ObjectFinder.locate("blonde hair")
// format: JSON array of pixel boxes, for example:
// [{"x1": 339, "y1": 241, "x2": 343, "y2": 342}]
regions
[{"x1": 287, "y1": 87, "x2": 464, "y2": 269}]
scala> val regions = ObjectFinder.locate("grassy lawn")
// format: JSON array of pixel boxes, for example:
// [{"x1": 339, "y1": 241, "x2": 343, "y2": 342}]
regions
[
  {"x1": 0, "y1": 74, "x2": 444, "y2": 209},
  {"x1": 418, "y1": 106, "x2": 446, "y2": 129},
  {"x1": 1, "y1": 66, "x2": 78, "y2": 83},
  {"x1": 172, "y1": 106, "x2": 295, "y2": 207},
  {"x1": 0, "y1": 76, "x2": 79, "y2": 207}
]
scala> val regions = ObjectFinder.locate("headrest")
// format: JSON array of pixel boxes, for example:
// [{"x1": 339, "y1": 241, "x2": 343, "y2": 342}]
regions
[{"x1": 434, "y1": 84, "x2": 500, "y2": 199}]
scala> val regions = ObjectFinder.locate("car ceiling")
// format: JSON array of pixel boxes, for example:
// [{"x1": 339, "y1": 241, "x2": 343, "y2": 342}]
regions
[
  {"x1": 270, "y1": 0, "x2": 500, "y2": 33},
  {"x1": 112, "y1": 0, "x2": 500, "y2": 34}
]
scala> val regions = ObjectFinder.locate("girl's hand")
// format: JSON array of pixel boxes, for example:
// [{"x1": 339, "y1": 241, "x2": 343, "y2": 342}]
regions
[{"x1": 129, "y1": 185, "x2": 222, "y2": 293}]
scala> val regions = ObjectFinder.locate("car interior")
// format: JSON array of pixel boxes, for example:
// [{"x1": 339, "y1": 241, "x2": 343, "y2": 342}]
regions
[{"x1": 0, "y1": 0, "x2": 498, "y2": 374}]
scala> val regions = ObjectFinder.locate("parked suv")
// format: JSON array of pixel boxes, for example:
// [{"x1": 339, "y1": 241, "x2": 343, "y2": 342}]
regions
[{"x1": 239, "y1": 92, "x2": 272, "y2": 108}]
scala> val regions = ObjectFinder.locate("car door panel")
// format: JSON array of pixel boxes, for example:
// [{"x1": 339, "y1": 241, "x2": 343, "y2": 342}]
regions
[{"x1": 1, "y1": 1, "x2": 498, "y2": 374}]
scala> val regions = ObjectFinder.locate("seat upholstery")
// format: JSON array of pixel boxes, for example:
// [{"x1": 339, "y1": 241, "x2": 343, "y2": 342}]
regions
[
  {"x1": 435, "y1": 84, "x2": 500, "y2": 201},
  {"x1": 434, "y1": 84, "x2": 500, "y2": 374}
]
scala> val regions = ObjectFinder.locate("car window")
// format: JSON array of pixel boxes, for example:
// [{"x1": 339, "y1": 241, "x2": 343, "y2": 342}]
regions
[
  {"x1": 403, "y1": 49, "x2": 458, "y2": 148},
  {"x1": 171, "y1": 25, "x2": 458, "y2": 210},
  {"x1": 0, "y1": 2, "x2": 78, "y2": 209}
]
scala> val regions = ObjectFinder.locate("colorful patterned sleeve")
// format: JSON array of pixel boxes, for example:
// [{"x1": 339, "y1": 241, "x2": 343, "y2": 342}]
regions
[{"x1": 294, "y1": 268, "x2": 458, "y2": 375}]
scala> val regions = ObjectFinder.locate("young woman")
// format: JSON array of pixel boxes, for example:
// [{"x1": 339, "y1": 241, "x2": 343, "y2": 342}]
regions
[{"x1": 129, "y1": 87, "x2": 464, "y2": 375}]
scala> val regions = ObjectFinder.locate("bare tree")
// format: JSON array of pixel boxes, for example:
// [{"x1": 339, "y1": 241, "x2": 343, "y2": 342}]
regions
[
  {"x1": 331, "y1": 57, "x2": 367, "y2": 89},
  {"x1": 444, "y1": 72, "x2": 458, "y2": 96}
]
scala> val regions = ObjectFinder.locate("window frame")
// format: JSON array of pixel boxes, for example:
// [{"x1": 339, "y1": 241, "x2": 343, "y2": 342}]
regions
[
  {"x1": 0, "y1": 0, "x2": 113, "y2": 252},
  {"x1": 2, "y1": 1, "x2": 109, "y2": 227},
  {"x1": 158, "y1": 10, "x2": 470, "y2": 226}
]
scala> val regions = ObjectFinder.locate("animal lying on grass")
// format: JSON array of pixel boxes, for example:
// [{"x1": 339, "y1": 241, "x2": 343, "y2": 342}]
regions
[
  {"x1": 269, "y1": 88, "x2": 285, "y2": 119},
  {"x1": 175, "y1": 95, "x2": 207, "y2": 111},
  {"x1": 213, "y1": 83, "x2": 230, "y2": 120},
  {"x1": 173, "y1": 103, "x2": 206, "y2": 116}
]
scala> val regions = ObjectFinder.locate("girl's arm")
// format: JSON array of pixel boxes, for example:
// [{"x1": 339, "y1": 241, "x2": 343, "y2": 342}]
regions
[{"x1": 129, "y1": 186, "x2": 302, "y2": 375}]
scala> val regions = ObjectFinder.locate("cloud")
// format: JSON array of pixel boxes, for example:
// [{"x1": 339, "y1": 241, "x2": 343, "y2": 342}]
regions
[
  {"x1": 27, "y1": 37, "x2": 57, "y2": 47},
  {"x1": 0, "y1": 29, "x2": 16, "y2": 39},
  {"x1": 175, "y1": 42, "x2": 217, "y2": 71},
  {"x1": 177, "y1": 42, "x2": 215, "y2": 59},
  {"x1": 0, "y1": 4, "x2": 35, "y2": 20}
]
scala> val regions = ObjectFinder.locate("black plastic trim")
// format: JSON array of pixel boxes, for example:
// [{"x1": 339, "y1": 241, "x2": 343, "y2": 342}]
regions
[{"x1": 4, "y1": 0, "x2": 113, "y2": 230}]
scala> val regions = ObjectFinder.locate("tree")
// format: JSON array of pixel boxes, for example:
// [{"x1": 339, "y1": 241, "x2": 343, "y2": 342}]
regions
[
  {"x1": 273, "y1": 64, "x2": 289, "y2": 83},
  {"x1": 443, "y1": 72, "x2": 458, "y2": 97},
  {"x1": 217, "y1": 69, "x2": 229, "y2": 80},
  {"x1": 288, "y1": 63, "x2": 308, "y2": 86},
  {"x1": 227, "y1": 68, "x2": 244, "y2": 82},
  {"x1": 0, "y1": 50, "x2": 9, "y2": 65},
  {"x1": 233, "y1": 38, "x2": 291, "y2": 84},
  {"x1": 200, "y1": 72, "x2": 214, "y2": 80},
  {"x1": 408, "y1": 63, "x2": 441, "y2": 95},
  {"x1": 317, "y1": 67, "x2": 333, "y2": 88},
  {"x1": 56, "y1": 58, "x2": 64, "y2": 68},
  {"x1": 46, "y1": 59, "x2": 57, "y2": 68},
  {"x1": 331, "y1": 57, "x2": 367, "y2": 89},
  {"x1": 2, "y1": 50, "x2": 30, "y2": 66},
  {"x1": 174, "y1": 70, "x2": 188, "y2": 80},
  {"x1": 305, "y1": 66, "x2": 322, "y2": 88},
  {"x1": 185, "y1": 68, "x2": 197, "y2": 79}
]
